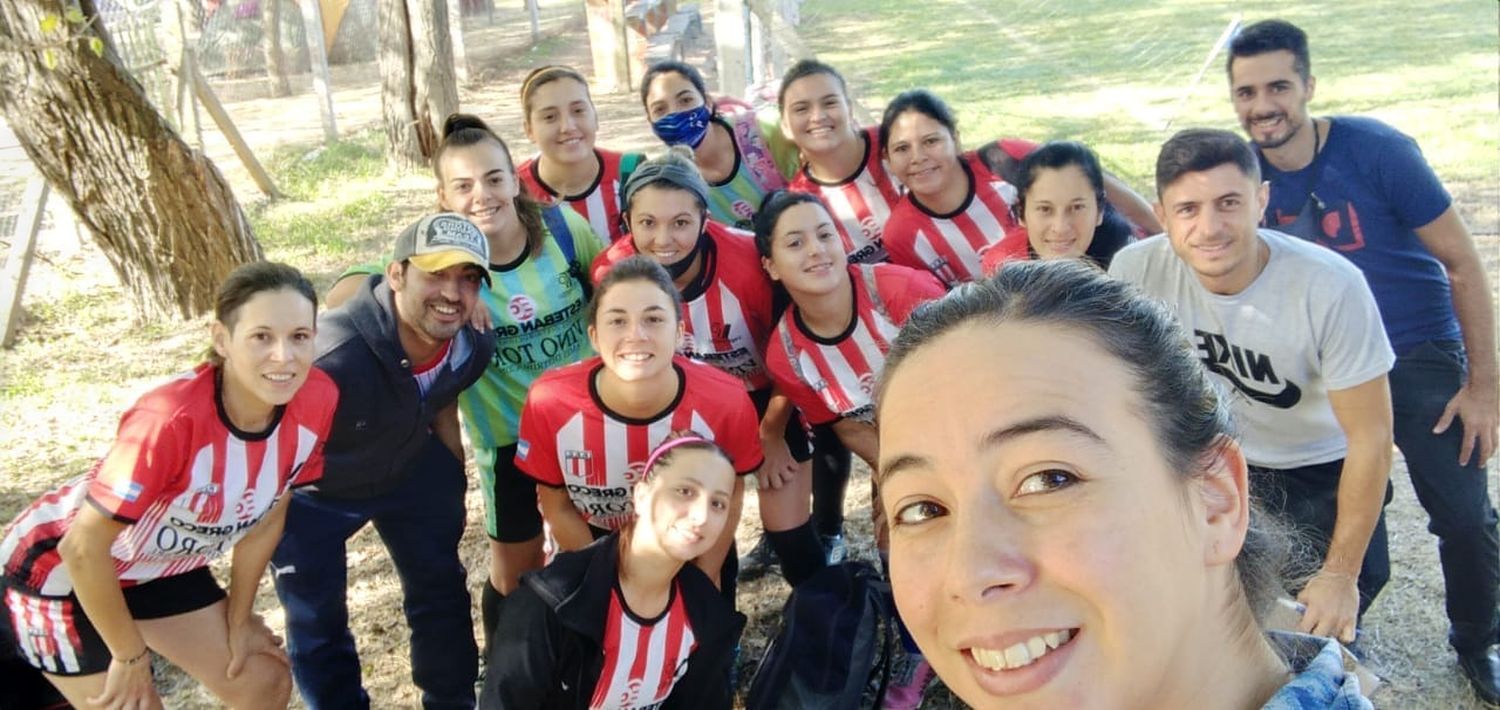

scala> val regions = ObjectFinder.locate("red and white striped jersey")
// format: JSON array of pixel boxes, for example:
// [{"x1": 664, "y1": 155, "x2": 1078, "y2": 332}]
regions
[
  {"x1": 515, "y1": 356, "x2": 762, "y2": 531},
  {"x1": 590, "y1": 222, "x2": 776, "y2": 391},
  {"x1": 519, "y1": 149, "x2": 643, "y2": 244},
  {"x1": 883, "y1": 152, "x2": 1029, "y2": 287},
  {"x1": 589, "y1": 581, "x2": 697, "y2": 709},
  {"x1": 0, "y1": 364, "x2": 338, "y2": 596},
  {"x1": 787, "y1": 126, "x2": 904, "y2": 265},
  {"x1": 766, "y1": 264, "x2": 945, "y2": 425}
]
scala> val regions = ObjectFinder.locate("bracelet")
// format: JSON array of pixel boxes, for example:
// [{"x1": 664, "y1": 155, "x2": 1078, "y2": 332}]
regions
[{"x1": 116, "y1": 648, "x2": 150, "y2": 666}]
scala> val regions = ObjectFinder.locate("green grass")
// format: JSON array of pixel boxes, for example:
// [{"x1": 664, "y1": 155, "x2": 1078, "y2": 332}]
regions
[
  {"x1": 245, "y1": 129, "x2": 420, "y2": 277},
  {"x1": 264, "y1": 130, "x2": 390, "y2": 201},
  {"x1": 798, "y1": 0, "x2": 1499, "y2": 213},
  {"x1": 252, "y1": 192, "x2": 394, "y2": 258}
]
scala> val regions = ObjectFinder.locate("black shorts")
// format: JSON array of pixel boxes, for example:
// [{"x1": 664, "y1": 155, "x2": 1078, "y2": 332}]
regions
[
  {"x1": 749, "y1": 387, "x2": 813, "y2": 463},
  {"x1": 3, "y1": 566, "x2": 225, "y2": 676},
  {"x1": 482, "y1": 443, "x2": 546, "y2": 543}
]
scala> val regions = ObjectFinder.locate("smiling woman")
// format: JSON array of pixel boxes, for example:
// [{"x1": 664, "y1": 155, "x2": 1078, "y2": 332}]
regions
[
  {"x1": 874, "y1": 260, "x2": 1373, "y2": 709},
  {"x1": 878, "y1": 89, "x2": 1031, "y2": 287},
  {"x1": 512, "y1": 256, "x2": 764, "y2": 599},
  {"x1": 0, "y1": 262, "x2": 337, "y2": 710},
  {"x1": 516, "y1": 66, "x2": 646, "y2": 243},
  {"x1": 481, "y1": 432, "x2": 748, "y2": 708}
]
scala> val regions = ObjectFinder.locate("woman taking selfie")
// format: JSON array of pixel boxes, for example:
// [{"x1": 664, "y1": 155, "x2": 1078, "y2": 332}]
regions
[
  {"x1": 875, "y1": 260, "x2": 1371, "y2": 709},
  {"x1": 1, "y1": 262, "x2": 337, "y2": 710}
]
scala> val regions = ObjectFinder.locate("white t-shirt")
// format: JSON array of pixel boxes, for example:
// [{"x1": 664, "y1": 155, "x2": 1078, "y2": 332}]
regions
[{"x1": 1110, "y1": 229, "x2": 1394, "y2": 469}]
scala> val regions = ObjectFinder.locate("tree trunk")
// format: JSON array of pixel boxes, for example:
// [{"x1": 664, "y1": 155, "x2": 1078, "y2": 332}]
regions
[
  {"x1": 263, "y1": 0, "x2": 291, "y2": 97},
  {"x1": 378, "y1": 0, "x2": 459, "y2": 170},
  {"x1": 0, "y1": 0, "x2": 262, "y2": 321}
]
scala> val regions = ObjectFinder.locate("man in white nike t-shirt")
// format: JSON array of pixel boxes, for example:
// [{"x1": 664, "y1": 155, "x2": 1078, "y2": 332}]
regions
[{"x1": 1111, "y1": 128, "x2": 1393, "y2": 647}]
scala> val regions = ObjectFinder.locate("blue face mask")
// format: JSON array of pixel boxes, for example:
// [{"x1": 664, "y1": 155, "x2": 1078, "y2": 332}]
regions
[{"x1": 651, "y1": 106, "x2": 712, "y2": 148}]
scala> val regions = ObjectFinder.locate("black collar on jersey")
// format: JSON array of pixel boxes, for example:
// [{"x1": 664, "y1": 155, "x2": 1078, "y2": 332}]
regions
[
  {"x1": 213, "y1": 367, "x2": 286, "y2": 441},
  {"x1": 705, "y1": 116, "x2": 743, "y2": 188},
  {"x1": 491, "y1": 243, "x2": 529, "y2": 273},
  {"x1": 533, "y1": 149, "x2": 605, "y2": 202},
  {"x1": 793, "y1": 271, "x2": 860, "y2": 346},
  {"x1": 910, "y1": 155, "x2": 978, "y2": 220},
  {"x1": 611, "y1": 575, "x2": 680, "y2": 626},
  {"x1": 803, "y1": 129, "x2": 871, "y2": 188},
  {"x1": 588, "y1": 361, "x2": 688, "y2": 426},
  {"x1": 675, "y1": 232, "x2": 718, "y2": 302}
]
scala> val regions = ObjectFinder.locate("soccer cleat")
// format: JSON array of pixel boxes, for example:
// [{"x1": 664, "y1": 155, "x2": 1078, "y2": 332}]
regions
[
  {"x1": 737, "y1": 535, "x2": 780, "y2": 581},
  {"x1": 1458, "y1": 646, "x2": 1500, "y2": 706},
  {"x1": 820, "y1": 533, "x2": 847, "y2": 565}
]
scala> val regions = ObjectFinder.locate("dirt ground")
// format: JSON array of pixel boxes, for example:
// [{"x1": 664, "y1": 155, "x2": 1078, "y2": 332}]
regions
[{"x1": 2, "y1": 0, "x2": 1499, "y2": 708}]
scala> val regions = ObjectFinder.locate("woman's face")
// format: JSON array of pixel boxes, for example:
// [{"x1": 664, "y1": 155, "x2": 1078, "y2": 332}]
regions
[
  {"x1": 644, "y1": 71, "x2": 707, "y2": 122},
  {"x1": 437, "y1": 141, "x2": 521, "y2": 240},
  {"x1": 885, "y1": 109, "x2": 961, "y2": 198},
  {"x1": 524, "y1": 78, "x2": 598, "y2": 164},
  {"x1": 761, "y1": 201, "x2": 848, "y2": 297},
  {"x1": 589, "y1": 279, "x2": 683, "y2": 383},
  {"x1": 635, "y1": 448, "x2": 735, "y2": 561},
  {"x1": 627, "y1": 185, "x2": 706, "y2": 270},
  {"x1": 214, "y1": 288, "x2": 317, "y2": 412},
  {"x1": 780, "y1": 72, "x2": 855, "y2": 155},
  {"x1": 877, "y1": 321, "x2": 1247, "y2": 709},
  {"x1": 1023, "y1": 165, "x2": 1103, "y2": 260}
]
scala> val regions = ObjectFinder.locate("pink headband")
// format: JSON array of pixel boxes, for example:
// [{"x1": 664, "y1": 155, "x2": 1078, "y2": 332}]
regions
[{"x1": 642, "y1": 436, "x2": 714, "y2": 479}]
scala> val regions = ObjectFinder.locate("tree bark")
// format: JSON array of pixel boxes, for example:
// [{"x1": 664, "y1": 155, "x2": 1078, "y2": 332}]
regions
[
  {"x1": 0, "y1": 0, "x2": 262, "y2": 321},
  {"x1": 262, "y1": 0, "x2": 291, "y2": 97},
  {"x1": 378, "y1": 0, "x2": 459, "y2": 170}
]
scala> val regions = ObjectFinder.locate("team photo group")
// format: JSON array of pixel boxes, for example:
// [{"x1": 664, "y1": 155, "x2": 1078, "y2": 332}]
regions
[{"x1": 2, "y1": 15, "x2": 1497, "y2": 710}]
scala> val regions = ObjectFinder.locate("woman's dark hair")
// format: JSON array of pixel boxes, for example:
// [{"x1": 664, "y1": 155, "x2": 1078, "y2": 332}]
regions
[
  {"x1": 751, "y1": 189, "x2": 829, "y2": 259},
  {"x1": 208, "y1": 261, "x2": 317, "y2": 366},
  {"x1": 586, "y1": 255, "x2": 685, "y2": 326},
  {"x1": 621, "y1": 145, "x2": 711, "y2": 217},
  {"x1": 777, "y1": 59, "x2": 849, "y2": 113},
  {"x1": 434, "y1": 113, "x2": 546, "y2": 257},
  {"x1": 876, "y1": 260, "x2": 1292, "y2": 627},
  {"x1": 879, "y1": 89, "x2": 959, "y2": 154},
  {"x1": 519, "y1": 65, "x2": 594, "y2": 128},
  {"x1": 1016, "y1": 141, "x2": 1107, "y2": 215},
  {"x1": 1016, "y1": 141, "x2": 1132, "y2": 268},
  {"x1": 640, "y1": 60, "x2": 711, "y2": 114}
]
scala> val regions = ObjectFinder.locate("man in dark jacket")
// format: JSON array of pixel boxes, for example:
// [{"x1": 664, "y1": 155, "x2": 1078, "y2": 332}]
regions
[{"x1": 273, "y1": 213, "x2": 497, "y2": 709}]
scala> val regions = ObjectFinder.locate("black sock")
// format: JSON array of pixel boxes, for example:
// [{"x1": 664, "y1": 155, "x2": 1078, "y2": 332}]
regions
[
  {"x1": 811, "y1": 425, "x2": 851, "y2": 538},
  {"x1": 481, "y1": 581, "x2": 504, "y2": 657},
  {"x1": 767, "y1": 521, "x2": 828, "y2": 588}
]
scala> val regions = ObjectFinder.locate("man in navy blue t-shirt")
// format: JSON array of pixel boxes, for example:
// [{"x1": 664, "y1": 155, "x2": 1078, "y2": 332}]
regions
[{"x1": 1226, "y1": 19, "x2": 1499, "y2": 704}]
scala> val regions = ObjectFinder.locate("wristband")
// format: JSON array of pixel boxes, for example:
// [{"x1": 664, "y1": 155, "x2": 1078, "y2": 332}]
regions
[{"x1": 117, "y1": 648, "x2": 150, "y2": 666}]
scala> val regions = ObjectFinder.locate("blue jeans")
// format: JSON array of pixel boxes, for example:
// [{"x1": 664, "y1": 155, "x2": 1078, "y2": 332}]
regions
[
  {"x1": 1391, "y1": 340, "x2": 1500, "y2": 653},
  {"x1": 272, "y1": 438, "x2": 477, "y2": 709}
]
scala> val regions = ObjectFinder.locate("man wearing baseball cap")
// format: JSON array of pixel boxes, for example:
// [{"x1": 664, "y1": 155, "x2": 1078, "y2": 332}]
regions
[{"x1": 273, "y1": 213, "x2": 497, "y2": 709}]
